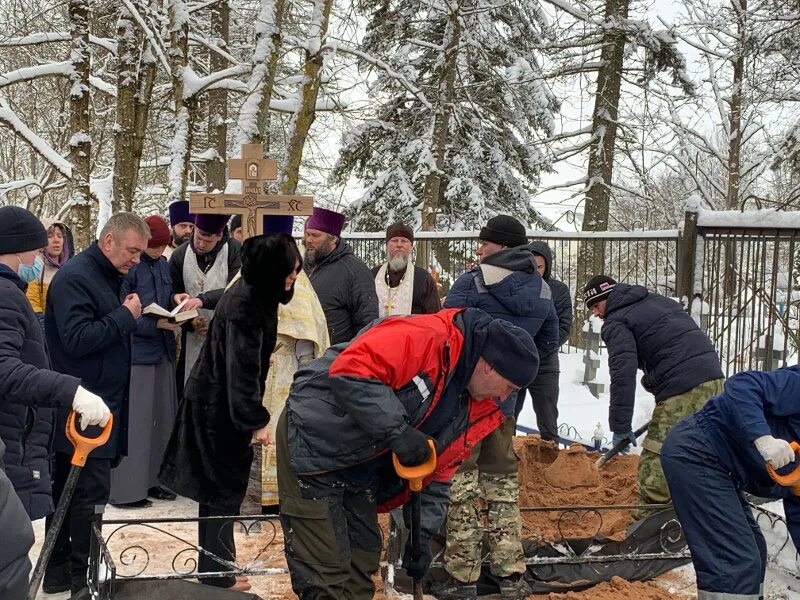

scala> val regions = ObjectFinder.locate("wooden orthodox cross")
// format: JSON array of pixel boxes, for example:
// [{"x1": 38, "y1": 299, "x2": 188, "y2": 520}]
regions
[{"x1": 189, "y1": 143, "x2": 313, "y2": 239}]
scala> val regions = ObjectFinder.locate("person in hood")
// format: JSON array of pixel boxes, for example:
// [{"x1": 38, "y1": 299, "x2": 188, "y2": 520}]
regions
[
  {"x1": 25, "y1": 217, "x2": 74, "y2": 323},
  {"x1": 662, "y1": 366, "x2": 800, "y2": 600},
  {"x1": 583, "y1": 275, "x2": 724, "y2": 516},
  {"x1": 278, "y1": 308, "x2": 538, "y2": 600},
  {"x1": 303, "y1": 207, "x2": 378, "y2": 344},
  {"x1": 439, "y1": 215, "x2": 558, "y2": 600},
  {"x1": 514, "y1": 242, "x2": 573, "y2": 440},
  {"x1": 160, "y1": 233, "x2": 302, "y2": 593}
]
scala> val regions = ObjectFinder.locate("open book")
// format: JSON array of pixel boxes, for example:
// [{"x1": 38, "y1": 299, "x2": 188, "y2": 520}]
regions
[{"x1": 142, "y1": 299, "x2": 198, "y2": 323}]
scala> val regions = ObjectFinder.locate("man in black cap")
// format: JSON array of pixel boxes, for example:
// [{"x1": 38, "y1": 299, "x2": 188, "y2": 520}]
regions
[
  {"x1": 278, "y1": 307, "x2": 538, "y2": 600},
  {"x1": 440, "y1": 214, "x2": 558, "y2": 600},
  {"x1": 371, "y1": 222, "x2": 440, "y2": 317},
  {"x1": 582, "y1": 275, "x2": 724, "y2": 515},
  {"x1": 0, "y1": 206, "x2": 110, "y2": 596}
]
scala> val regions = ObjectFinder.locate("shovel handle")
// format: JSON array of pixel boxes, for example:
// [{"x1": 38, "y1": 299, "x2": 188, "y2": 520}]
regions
[
  {"x1": 66, "y1": 411, "x2": 114, "y2": 467},
  {"x1": 766, "y1": 441, "x2": 800, "y2": 491},
  {"x1": 393, "y1": 440, "x2": 437, "y2": 492}
]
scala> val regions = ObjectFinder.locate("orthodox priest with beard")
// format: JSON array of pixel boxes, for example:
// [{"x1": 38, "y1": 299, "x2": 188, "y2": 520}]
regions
[{"x1": 371, "y1": 222, "x2": 440, "y2": 317}]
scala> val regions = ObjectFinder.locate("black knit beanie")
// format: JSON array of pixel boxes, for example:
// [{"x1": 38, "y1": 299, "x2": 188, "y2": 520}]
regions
[
  {"x1": 479, "y1": 215, "x2": 528, "y2": 248},
  {"x1": 481, "y1": 319, "x2": 539, "y2": 388},
  {"x1": 583, "y1": 275, "x2": 617, "y2": 308},
  {"x1": 0, "y1": 206, "x2": 48, "y2": 254}
]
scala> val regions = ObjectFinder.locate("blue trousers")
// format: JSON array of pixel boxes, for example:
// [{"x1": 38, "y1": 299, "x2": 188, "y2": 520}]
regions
[{"x1": 661, "y1": 416, "x2": 766, "y2": 600}]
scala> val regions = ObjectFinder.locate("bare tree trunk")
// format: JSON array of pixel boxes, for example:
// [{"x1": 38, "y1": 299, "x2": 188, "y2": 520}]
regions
[
  {"x1": 113, "y1": 5, "x2": 140, "y2": 212},
  {"x1": 417, "y1": 2, "x2": 460, "y2": 272},
  {"x1": 724, "y1": 0, "x2": 746, "y2": 298},
  {"x1": 280, "y1": 0, "x2": 333, "y2": 194},
  {"x1": 574, "y1": 0, "x2": 629, "y2": 345},
  {"x1": 206, "y1": 0, "x2": 229, "y2": 191},
  {"x1": 69, "y1": 0, "x2": 93, "y2": 249},
  {"x1": 237, "y1": 0, "x2": 287, "y2": 150},
  {"x1": 167, "y1": 0, "x2": 195, "y2": 204}
]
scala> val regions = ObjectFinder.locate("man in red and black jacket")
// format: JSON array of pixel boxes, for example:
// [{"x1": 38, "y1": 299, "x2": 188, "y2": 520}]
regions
[{"x1": 276, "y1": 307, "x2": 539, "y2": 600}]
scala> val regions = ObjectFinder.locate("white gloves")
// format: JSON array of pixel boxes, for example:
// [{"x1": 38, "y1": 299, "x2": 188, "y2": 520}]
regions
[
  {"x1": 754, "y1": 435, "x2": 796, "y2": 469},
  {"x1": 72, "y1": 386, "x2": 111, "y2": 430}
]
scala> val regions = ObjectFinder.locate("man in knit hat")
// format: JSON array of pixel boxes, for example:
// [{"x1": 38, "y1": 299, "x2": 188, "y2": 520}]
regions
[
  {"x1": 278, "y1": 308, "x2": 538, "y2": 600},
  {"x1": 304, "y1": 207, "x2": 378, "y2": 344},
  {"x1": 0, "y1": 206, "x2": 110, "y2": 596},
  {"x1": 168, "y1": 213, "x2": 242, "y2": 392},
  {"x1": 439, "y1": 214, "x2": 558, "y2": 600},
  {"x1": 165, "y1": 200, "x2": 195, "y2": 259},
  {"x1": 582, "y1": 275, "x2": 724, "y2": 515},
  {"x1": 371, "y1": 222, "x2": 440, "y2": 317}
]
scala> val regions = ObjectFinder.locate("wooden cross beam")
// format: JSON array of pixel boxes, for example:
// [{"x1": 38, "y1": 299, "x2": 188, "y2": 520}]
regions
[{"x1": 189, "y1": 143, "x2": 313, "y2": 240}]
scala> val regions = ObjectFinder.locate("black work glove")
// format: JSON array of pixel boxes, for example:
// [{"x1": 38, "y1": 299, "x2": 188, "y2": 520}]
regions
[
  {"x1": 390, "y1": 427, "x2": 432, "y2": 467},
  {"x1": 402, "y1": 535, "x2": 433, "y2": 580}
]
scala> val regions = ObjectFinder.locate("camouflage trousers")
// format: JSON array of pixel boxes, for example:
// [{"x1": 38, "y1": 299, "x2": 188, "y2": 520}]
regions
[
  {"x1": 444, "y1": 418, "x2": 525, "y2": 582},
  {"x1": 633, "y1": 378, "x2": 725, "y2": 520}
]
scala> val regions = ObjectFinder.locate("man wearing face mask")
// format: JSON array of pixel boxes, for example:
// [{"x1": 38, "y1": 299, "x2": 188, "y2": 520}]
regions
[{"x1": 0, "y1": 207, "x2": 110, "y2": 525}]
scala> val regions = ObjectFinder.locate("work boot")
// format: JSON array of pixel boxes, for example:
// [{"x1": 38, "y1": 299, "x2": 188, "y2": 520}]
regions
[
  {"x1": 497, "y1": 573, "x2": 531, "y2": 600},
  {"x1": 429, "y1": 575, "x2": 478, "y2": 600},
  {"x1": 42, "y1": 563, "x2": 71, "y2": 594}
]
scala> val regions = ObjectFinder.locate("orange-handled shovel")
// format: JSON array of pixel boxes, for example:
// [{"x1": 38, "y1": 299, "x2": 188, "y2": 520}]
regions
[
  {"x1": 393, "y1": 439, "x2": 437, "y2": 600},
  {"x1": 29, "y1": 412, "x2": 113, "y2": 600},
  {"x1": 766, "y1": 440, "x2": 800, "y2": 495}
]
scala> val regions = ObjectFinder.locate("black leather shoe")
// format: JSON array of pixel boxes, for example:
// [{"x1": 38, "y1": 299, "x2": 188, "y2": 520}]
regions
[
  {"x1": 110, "y1": 498, "x2": 153, "y2": 509},
  {"x1": 148, "y1": 486, "x2": 177, "y2": 501},
  {"x1": 43, "y1": 564, "x2": 71, "y2": 594}
]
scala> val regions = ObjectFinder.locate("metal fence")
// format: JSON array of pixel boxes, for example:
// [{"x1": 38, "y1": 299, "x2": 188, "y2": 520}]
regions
[{"x1": 344, "y1": 214, "x2": 800, "y2": 376}]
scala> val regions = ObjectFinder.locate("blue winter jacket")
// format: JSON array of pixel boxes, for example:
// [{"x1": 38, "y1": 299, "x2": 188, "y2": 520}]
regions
[
  {"x1": 121, "y1": 252, "x2": 176, "y2": 365},
  {"x1": 695, "y1": 365, "x2": 800, "y2": 548},
  {"x1": 45, "y1": 242, "x2": 138, "y2": 459},
  {"x1": 444, "y1": 246, "x2": 558, "y2": 415},
  {"x1": 601, "y1": 283, "x2": 723, "y2": 433},
  {"x1": 0, "y1": 265, "x2": 80, "y2": 519}
]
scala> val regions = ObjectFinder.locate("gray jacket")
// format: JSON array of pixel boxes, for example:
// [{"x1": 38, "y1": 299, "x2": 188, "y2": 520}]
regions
[{"x1": 0, "y1": 437, "x2": 34, "y2": 600}]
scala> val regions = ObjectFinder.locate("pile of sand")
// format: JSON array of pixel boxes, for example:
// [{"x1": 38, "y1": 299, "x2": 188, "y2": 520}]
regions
[
  {"x1": 540, "y1": 576, "x2": 683, "y2": 600},
  {"x1": 515, "y1": 436, "x2": 639, "y2": 541}
]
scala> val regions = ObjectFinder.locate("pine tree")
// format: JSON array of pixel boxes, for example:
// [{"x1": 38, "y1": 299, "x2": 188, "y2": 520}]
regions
[{"x1": 332, "y1": 0, "x2": 558, "y2": 231}]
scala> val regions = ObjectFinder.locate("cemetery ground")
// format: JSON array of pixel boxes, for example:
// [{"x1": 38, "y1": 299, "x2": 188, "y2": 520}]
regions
[{"x1": 29, "y1": 349, "x2": 800, "y2": 599}]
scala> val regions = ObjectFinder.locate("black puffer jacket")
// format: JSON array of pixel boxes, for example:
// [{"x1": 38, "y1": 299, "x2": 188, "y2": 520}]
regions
[
  {"x1": 529, "y1": 242, "x2": 573, "y2": 373},
  {"x1": 307, "y1": 239, "x2": 379, "y2": 345},
  {"x1": 601, "y1": 283, "x2": 724, "y2": 433},
  {"x1": 0, "y1": 437, "x2": 34, "y2": 600},
  {"x1": 0, "y1": 265, "x2": 80, "y2": 520}
]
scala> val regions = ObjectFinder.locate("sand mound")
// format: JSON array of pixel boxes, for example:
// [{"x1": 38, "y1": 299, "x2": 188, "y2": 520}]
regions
[
  {"x1": 543, "y1": 444, "x2": 600, "y2": 489},
  {"x1": 516, "y1": 436, "x2": 639, "y2": 541},
  {"x1": 542, "y1": 575, "x2": 682, "y2": 600}
]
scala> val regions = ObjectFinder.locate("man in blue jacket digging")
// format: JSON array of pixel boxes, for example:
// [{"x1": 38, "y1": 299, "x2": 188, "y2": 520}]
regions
[{"x1": 582, "y1": 275, "x2": 724, "y2": 518}]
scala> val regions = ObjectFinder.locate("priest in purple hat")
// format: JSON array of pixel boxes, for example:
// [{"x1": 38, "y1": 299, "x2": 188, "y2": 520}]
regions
[
  {"x1": 303, "y1": 207, "x2": 378, "y2": 345},
  {"x1": 168, "y1": 212, "x2": 242, "y2": 392},
  {"x1": 164, "y1": 200, "x2": 195, "y2": 259}
]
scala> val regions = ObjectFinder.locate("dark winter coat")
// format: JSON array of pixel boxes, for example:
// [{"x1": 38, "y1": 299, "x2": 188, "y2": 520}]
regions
[
  {"x1": 45, "y1": 242, "x2": 138, "y2": 459},
  {"x1": 121, "y1": 252, "x2": 176, "y2": 365},
  {"x1": 370, "y1": 264, "x2": 442, "y2": 315},
  {"x1": 529, "y1": 241, "x2": 573, "y2": 373},
  {"x1": 444, "y1": 246, "x2": 557, "y2": 416},
  {"x1": 0, "y1": 437, "x2": 34, "y2": 600},
  {"x1": 159, "y1": 278, "x2": 280, "y2": 510},
  {"x1": 692, "y1": 365, "x2": 800, "y2": 547},
  {"x1": 602, "y1": 283, "x2": 724, "y2": 433},
  {"x1": 0, "y1": 265, "x2": 80, "y2": 520},
  {"x1": 286, "y1": 308, "x2": 522, "y2": 540},
  {"x1": 169, "y1": 236, "x2": 242, "y2": 310},
  {"x1": 307, "y1": 239, "x2": 379, "y2": 345}
]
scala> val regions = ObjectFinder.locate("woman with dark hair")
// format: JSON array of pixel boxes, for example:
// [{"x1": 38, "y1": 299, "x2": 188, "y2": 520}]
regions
[{"x1": 159, "y1": 233, "x2": 302, "y2": 592}]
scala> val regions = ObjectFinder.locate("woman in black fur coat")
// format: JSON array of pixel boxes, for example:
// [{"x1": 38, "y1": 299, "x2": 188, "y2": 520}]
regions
[{"x1": 159, "y1": 233, "x2": 301, "y2": 592}]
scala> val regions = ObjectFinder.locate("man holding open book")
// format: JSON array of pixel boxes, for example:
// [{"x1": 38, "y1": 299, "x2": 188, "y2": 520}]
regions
[{"x1": 109, "y1": 215, "x2": 191, "y2": 507}]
